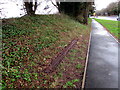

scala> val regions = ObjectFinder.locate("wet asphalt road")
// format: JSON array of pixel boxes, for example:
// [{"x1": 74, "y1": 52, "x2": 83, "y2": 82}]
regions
[
  {"x1": 85, "y1": 19, "x2": 119, "y2": 88},
  {"x1": 96, "y1": 16, "x2": 118, "y2": 21},
  {"x1": 91, "y1": 16, "x2": 118, "y2": 21}
]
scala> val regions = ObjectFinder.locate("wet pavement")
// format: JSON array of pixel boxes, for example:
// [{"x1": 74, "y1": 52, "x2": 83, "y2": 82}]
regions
[
  {"x1": 91, "y1": 16, "x2": 118, "y2": 21},
  {"x1": 85, "y1": 19, "x2": 119, "y2": 88}
]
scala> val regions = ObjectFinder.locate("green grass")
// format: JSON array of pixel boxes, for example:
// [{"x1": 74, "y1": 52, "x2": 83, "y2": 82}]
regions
[
  {"x1": 63, "y1": 79, "x2": 79, "y2": 88},
  {"x1": 2, "y1": 14, "x2": 91, "y2": 88},
  {"x1": 75, "y1": 64, "x2": 82, "y2": 69},
  {"x1": 94, "y1": 19, "x2": 119, "y2": 38}
]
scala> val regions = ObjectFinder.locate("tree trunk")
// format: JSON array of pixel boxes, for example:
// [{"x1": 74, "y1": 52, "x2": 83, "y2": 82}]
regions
[
  {"x1": 83, "y1": 3, "x2": 90, "y2": 25},
  {"x1": 24, "y1": 0, "x2": 37, "y2": 15}
]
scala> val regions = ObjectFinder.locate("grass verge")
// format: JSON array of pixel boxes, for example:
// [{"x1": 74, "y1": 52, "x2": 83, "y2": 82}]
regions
[
  {"x1": 94, "y1": 19, "x2": 119, "y2": 39},
  {"x1": 2, "y1": 14, "x2": 91, "y2": 88}
]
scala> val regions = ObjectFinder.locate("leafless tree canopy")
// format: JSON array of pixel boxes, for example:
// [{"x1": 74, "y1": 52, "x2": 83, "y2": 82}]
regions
[{"x1": 96, "y1": 1, "x2": 119, "y2": 16}]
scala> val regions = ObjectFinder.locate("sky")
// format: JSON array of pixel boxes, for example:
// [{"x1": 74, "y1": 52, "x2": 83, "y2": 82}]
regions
[
  {"x1": 95, "y1": 0, "x2": 118, "y2": 10},
  {"x1": 0, "y1": 0, "x2": 119, "y2": 18},
  {"x1": 0, "y1": 0, "x2": 58, "y2": 18}
]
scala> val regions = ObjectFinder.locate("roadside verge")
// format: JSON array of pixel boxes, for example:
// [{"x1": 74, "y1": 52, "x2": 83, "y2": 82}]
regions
[
  {"x1": 94, "y1": 19, "x2": 119, "y2": 44},
  {"x1": 81, "y1": 25, "x2": 92, "y2": 89}
]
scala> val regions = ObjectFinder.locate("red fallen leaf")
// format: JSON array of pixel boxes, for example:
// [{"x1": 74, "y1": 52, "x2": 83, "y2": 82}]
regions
[{"x1": 36, "y1": 81, "x2": 39, "y2": 84}]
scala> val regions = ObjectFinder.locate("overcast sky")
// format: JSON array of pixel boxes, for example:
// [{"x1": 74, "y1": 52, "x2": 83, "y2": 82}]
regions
[
  {"x1": 95, "y1": 0, "x2": 118, "y2": 10},
  {"x1": 0, "y1": 0, "x2": 58, "y2": 18}
]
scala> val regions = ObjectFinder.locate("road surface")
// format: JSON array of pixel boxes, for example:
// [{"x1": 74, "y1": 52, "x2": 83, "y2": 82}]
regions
[{"x1": 90, "y1": 16, "x2": 118, "y2": 21}]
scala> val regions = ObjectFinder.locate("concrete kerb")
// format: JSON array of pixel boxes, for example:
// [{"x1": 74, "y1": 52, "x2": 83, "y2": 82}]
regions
[
  {"x1": 107, "y1": 31, "x2": 120, "y2": 44},
  {"x1": 94, "y1": 19, "x2": 120, "y2": 44},
  {"x1": 81, "y1": 27, "x2": 92, "y2": 89}
]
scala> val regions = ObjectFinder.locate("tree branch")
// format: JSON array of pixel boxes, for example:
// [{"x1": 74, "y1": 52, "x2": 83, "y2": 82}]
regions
[{"x1": 51, "y1": 0, "x2": 58, "y2": 8}]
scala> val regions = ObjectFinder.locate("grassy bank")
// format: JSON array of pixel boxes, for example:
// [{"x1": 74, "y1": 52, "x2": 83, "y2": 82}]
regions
[
  {"x1": 94, "y1": 19, "x2": 119, "y2": 39},
  {"x1": 2, "y1": 14, "x2": 91, "y2": 88}
]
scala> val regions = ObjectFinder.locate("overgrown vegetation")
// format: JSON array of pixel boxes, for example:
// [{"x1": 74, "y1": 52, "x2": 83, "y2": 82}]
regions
[
  {"x1": 58, "y1": 2, "x2": 94, "y2": 24},
  {"x1": 94, "y1": 19, "x2": 119, "y2": 39},
  {"x1": 2, "y1": 14, "x2": 91, "y2": 88}
]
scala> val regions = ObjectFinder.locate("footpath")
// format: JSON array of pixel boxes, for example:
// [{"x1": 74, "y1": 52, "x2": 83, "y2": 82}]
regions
[{"x1": 85, "y1": 19, "x2": 119, "y2": 88}]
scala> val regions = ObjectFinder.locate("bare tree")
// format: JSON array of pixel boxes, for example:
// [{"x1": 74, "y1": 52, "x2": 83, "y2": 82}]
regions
[
  {"x1": 51, "y1": 0, "x2": 61, "y2": 12},
  {"x1": 96, "y1": 1, "x2": 118, "y2": 16},
  {"x1": 23, "y1": 0, "x2": 38, "y2": 15}
]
